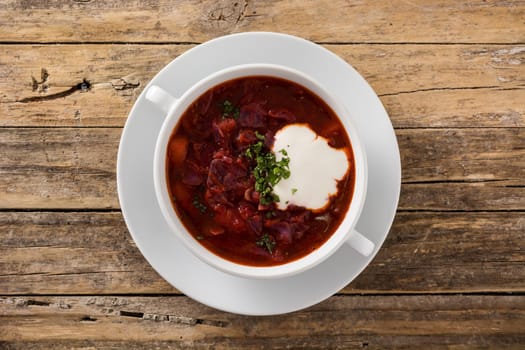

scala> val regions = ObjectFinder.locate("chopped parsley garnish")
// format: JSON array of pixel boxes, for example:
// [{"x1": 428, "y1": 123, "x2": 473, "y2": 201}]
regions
[
  {"x1": 192, "y1": 196, "x2": 207, "y2": 213},
  {"x1": 222, "y1": 100, "x2": 240, "y2": 119},
  {"x1": 292, "y1": 188, "x2": 298, "y2": 195},
  {"x1": 265, "y1": 211, "x2": 277, "y2": 218},
  {"x1": 245, "y1": 136, "x2": 291, "y2": 205},
  {"x1": 256, "y1": 233, "x2": 276, "y2": 254},
  {"x1": 244, "y1": 139, "x2": 263, "y2": 159}
]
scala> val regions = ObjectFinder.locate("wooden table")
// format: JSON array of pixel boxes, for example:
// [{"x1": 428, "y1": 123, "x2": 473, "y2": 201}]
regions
[{"x1": 1, "y1": 1, "x2": 524, "y2": 348}]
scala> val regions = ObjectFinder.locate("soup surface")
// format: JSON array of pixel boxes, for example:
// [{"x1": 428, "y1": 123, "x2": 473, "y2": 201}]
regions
[{"x1": 166, "y1": 76, "x2": 354, "y2": 266}]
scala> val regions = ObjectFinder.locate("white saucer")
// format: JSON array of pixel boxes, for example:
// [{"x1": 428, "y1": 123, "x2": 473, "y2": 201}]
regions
[{"x1": 117, "y1": 32, "x2": 401, "y2": 316}]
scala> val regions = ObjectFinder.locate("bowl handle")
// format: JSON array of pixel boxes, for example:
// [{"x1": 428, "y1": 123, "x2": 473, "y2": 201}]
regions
[
  {"x1": 145, "y1": 85, "x2": 178, "y2": 115},
  {"x1": 346, "y1": 229, "x2": 375, "y2": 256}
]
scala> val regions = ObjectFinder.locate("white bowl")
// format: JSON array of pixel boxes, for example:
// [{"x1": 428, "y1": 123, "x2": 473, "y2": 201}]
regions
[{"x1": 148, "y1": 63, "x2": 372, "y2": 279}]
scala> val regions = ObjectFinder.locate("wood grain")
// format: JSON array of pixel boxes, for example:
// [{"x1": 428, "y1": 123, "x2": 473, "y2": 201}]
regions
[
  {"x1": 1, "y1": 295, "x2": 524, "y2": 348},
  {"x1": 1, "y1": 44, "x2": 524, "y2": 127},
  {"x1": 0, "y1": 0, "x2": 524, "y2": 44},
  {"x1": 0, "y1": 128, "x2": 118, "y2": 209},
  {"x1": 1, "y1": 211, "x2": 523, "y2": 295},
  {"x1": 1, "y1": 127, "x2": 523, "y2": 210},
  {"x1": 0, "y1": 212, "x2": 172, "y2": 295},
  {"x1": 1, "y1": 0, "x2": 524, "y2": 348}
]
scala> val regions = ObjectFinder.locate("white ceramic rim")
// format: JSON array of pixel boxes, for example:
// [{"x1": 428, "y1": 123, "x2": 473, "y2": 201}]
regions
[{"x1": 153, "y1": 63, "x2": 368, "y2": 279}]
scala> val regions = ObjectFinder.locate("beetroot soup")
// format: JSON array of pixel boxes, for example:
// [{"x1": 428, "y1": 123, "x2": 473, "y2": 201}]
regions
[{"x1": 166, "y1": 76, "x2": 355, "y2": 266}]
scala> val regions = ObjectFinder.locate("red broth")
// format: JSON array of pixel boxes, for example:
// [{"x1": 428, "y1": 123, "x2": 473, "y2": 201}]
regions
[{"x1": 166, "y1": 76, "x2": 355, "y2": 266}]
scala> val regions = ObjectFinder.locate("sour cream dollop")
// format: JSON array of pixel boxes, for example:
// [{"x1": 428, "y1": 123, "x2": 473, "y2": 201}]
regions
[{"x1": 272, "y1": 124, "x2": 350, "y2": 211}]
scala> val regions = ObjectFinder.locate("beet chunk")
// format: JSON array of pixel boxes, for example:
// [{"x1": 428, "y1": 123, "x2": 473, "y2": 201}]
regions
[
  {"x1": 206, "y1": 156, "x2": 252, "y2": 209},
  {"x1": 181, "y1": 161, "x2": 204, "y2": 186},
  {"x1": 236, "y1": 129, "x2": 257, "y2": 147},
  {"x1": 265, "y1": 209, "x2": 311, "y2": 244},
  {"x1": 238, "y1": 102, "x2": 267, "y2": 128},
  {"x1": 213, "y1": 118, "x2": 237, "y2": 150},
  {"x1": 238, "y1": 201, "x2": 263, "y2": 234},
  {"x1": 212, "y1": 204, "x2": 247, "y2": 234},
  {"x1": 268, "y1": 108, "x2": 297, "y2": 122},
  {"x1": 207, "y1": 156, "x2": 248, "y2": 192}
]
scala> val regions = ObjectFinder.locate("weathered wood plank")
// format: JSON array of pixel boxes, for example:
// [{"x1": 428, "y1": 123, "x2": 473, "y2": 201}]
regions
[
  {"x1": 351, "y1": 211, "x2": 525, "y2": 293},
  {"x1": 0, "y1": 212, "x2": 174, "y2": 295},
  {"x1": 0, "y1": 295, "x2": 524, "y2": 349},
  {"x1": 0, "y1": 44, "x2": 189, "y2": 127},
  {"x1": 0, "y1": 128, "x2": 119, "y2": 209},
  {"x1": 0, "y1": 0, "x2": 524, "y2": 44},
  {"x1": 399, "y1": 128, "x2": 525, "y2": 182},
  {"x1": 1, "y1": 128, "x2": 523, "y2": 210},
  {"x1": 1, "y1": 212, "x2": 523, "y2": 294},
  {"x1": 1, "y1": 44, "x2": 523, "y2": 127}
]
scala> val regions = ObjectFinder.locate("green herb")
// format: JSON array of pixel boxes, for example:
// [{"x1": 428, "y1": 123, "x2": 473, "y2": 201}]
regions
[
  {"x1": 291, "y1": 188, "x2": 298, "y2": 195},
  {"x1": 192, "y1": 196, "x2": 207, "y2": 213},
  {"x1": 196, "y1": 235, "x2": 205, "y2": 241},
  {"x1": 244, "y1": 140, "x2": 263, "y2": 159},
  {"x1": 265, "y1": 211, "x2": 277, "y2": 218},
  {"x1": 256, "y1": 233, "x2": 276, "y2": 254},
  {"x1": 245, "y1": 137, "x2": 291, "y2": 205},
  {"x1": 255, "y1": 131, "x2": 265, "y2": 140},
  {"x1": 222, "y1": 100, "x2": 240, "y2": 119}
]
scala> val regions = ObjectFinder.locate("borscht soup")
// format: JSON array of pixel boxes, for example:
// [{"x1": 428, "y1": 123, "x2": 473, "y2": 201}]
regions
[{"x1": 166, "y1": 76, "x2": 355, "y2": 266}]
